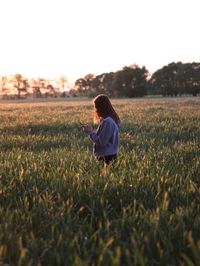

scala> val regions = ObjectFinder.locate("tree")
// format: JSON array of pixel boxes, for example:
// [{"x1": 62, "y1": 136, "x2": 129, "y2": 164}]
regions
[
  {"x1": 59, "y1": 75, "x2": 68, "y2": 91},
  {"x1": 37, "y1": 78, "x2": 47, "y2": 94},
  {"x1": 103, "y1": 72, "x2": 115, "y2": 96},
  {"x1": 176, "y1": 63, "x2": 200, "y2": 96},
  {"x1": 112, "y1": 65, "x2": 148, "y2": 97},
  {"x1": 14, "y1": 74, "x2": 29, "y2": 98},
  {"x1": 148, "y1": 62, "x2": 182, "y2": 96},
  {"x1": 46, "y1": 84, "x2": 57, "y2": 97},
  {"x1": 90, "y1": 72, "x2": 114, "y2": 97},
  {"x1": 32, "y1": 86, "x2": 42, "y2": 98},
  {"x1": 75, "y1": 74, "x2": 95, "y2": 95},
  {"x1": 0, "y1": 76, "x2": 7, "y2": 93},
  {"x1": 191, "y1": 62, "x2": 200, "y2": 96}
]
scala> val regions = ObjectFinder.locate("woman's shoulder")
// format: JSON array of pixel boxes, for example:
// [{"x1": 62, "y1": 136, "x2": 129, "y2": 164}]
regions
[
  {"x1": 103, "y1": 116, "x2": 114, "y2": 123},
  {"x1": 103, "y1": 116, "x2": 119, "y2": 127}
]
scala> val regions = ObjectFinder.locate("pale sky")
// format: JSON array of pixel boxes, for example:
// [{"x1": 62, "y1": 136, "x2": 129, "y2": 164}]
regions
[{"x1": 0, "y1": 0, "x2": 199, "y2": 83}]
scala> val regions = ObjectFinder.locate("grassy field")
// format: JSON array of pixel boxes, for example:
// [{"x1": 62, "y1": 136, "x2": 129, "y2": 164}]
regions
[{"x1": 0, "y1": 97, "x2": 200, "y2": 266}]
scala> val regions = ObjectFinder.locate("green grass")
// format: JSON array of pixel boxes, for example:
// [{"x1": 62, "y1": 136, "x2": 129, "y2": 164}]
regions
[{"x1": 0, "y1": 98, "x2": 200, "y2": 266}]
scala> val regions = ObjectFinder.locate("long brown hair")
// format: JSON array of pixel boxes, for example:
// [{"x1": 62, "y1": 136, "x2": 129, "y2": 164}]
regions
[{"x1": 93, "y1": 94, "x2": 120, "y2": 125}]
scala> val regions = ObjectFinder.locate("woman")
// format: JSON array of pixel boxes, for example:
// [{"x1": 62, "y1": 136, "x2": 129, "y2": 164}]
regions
[{"x1": 82, "y1": 94, "x2": 120, "y2": 166}]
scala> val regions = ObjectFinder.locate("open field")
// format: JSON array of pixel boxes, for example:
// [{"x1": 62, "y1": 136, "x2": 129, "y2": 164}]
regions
[{"x1": 0, "y1": 97, "x2": 200, "y2": 266}]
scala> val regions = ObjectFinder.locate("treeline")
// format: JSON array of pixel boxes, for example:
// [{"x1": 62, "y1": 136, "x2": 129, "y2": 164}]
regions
[
  {"x1": 74, "y1": 62, "x2": 200, "y2": 97},
  {"x1": 0, "y1": 74, "x2": 72, "y2": 99},
  {"x1": 148, "y1": 62, "x2": 200, "y2": 97},
  {"x1": 1, "y1": 62, "x2": 200, "y2": 99},
  {"x1": 74, "y1": 65, "x2": 148, "y2": 98}
]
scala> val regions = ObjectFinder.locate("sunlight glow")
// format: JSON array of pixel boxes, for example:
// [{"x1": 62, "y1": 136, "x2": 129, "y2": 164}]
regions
[{"x1": 0, "y1": 0, "x2": 199, "y2": 83}]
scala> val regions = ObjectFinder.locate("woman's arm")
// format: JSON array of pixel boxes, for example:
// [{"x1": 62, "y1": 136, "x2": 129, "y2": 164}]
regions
[{"x1": 89, "y1": 119, "x2": 114, "y2": 146}]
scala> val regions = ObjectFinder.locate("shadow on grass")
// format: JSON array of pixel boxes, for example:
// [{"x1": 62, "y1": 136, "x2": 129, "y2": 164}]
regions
[
  {"x1": 1, "y1": 121, "x2": 199, "y2": 153},
  {"x1": 120, "y1": 122, "x2": 200, "y2": 151},
  {"x1": 0, "y1": 122, "x2": 91, "y2": 152}
]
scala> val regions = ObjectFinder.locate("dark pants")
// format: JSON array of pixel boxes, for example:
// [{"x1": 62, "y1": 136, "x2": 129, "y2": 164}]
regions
[{"x1": 96, "y1": 154, "x2": 117, "y2": 166}]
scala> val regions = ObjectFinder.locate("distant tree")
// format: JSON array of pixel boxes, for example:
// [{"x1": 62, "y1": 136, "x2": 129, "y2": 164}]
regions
[
  {"x1": 59, "y1": 75, "x2": 68, "y2": 91},
  {"x1": 14, "y1": 74, "x2": 29, "y2": 98},
  {"x1": 176, "y1": 62, "x2": 200, "y2": 96},
  {"x1": 32, "y1": 87, "x2": 42, "y2": 98},
  {"x1": 75, "y1": 78, "x2": 86, "y2": 92},
  {"x1": 148, "y1": 62, "x2": 183, "y2": 96},
  {"x1": 187, "y1": 63, "x2": 200, "y2": 96},
  {"x1": 46, "y1": 84, "x2": 57, "y2": 97},
  {"x1": 103, "y1": 72, "x2": 115, "y2": 96},
  {"x1": 37, "y1": 78, "x2": 47, "y2": 93},
  {"x1": 0, "y1": 76, "x2": 7, "y2": 93},
  {"x1": 191, "y1": 62, "x2": 200, "y2": 96},
  {"x1": 163, "y1": 62, "x2": 181, "y2": 96},
  {"x1": 75, "y1": 74, "x2": 95, "y2": 95},
  {"x1": 149, "y1": 62, "x2": 200, "y2": 96},
  {"x1": 112, "y1": 65, "x2": 148, "y2": 97},
  {"x1": 23, "y1": 79, "x2": 30, "y2": 93},
  {"x1": 90, "y1": 73, "x2": 114, "y2": 96}
]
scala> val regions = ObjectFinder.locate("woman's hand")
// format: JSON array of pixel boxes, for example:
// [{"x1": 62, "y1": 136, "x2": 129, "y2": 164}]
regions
[{"x1": 82, "y1": 124, "x2": 93, "y2": 134}]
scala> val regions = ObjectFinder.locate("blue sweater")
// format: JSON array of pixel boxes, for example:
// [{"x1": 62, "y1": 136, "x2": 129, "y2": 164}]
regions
[{"x1": 89, "y1": 117, "x2": 119, "y2": 157}]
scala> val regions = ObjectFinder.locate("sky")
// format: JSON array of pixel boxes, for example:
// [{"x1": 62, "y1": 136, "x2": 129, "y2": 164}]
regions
[{"x1": 0, "y1": 0, "x2": 199, "y2": 83}]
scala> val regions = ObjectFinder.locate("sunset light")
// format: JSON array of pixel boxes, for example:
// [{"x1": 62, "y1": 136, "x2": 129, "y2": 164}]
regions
[{"x1": 0, "y1": 0, "x2": 199, "y2": 83}]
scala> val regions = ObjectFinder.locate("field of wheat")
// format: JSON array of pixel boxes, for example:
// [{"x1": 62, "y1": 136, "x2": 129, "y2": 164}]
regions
[{"x1": 0, "y1": 97, "x2": 200, "y2": 266}]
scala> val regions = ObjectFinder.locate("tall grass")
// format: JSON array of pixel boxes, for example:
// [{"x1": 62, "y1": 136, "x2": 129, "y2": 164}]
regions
[{"x1": 0, "y1": 98, "x2": 199, "y2": 266}]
